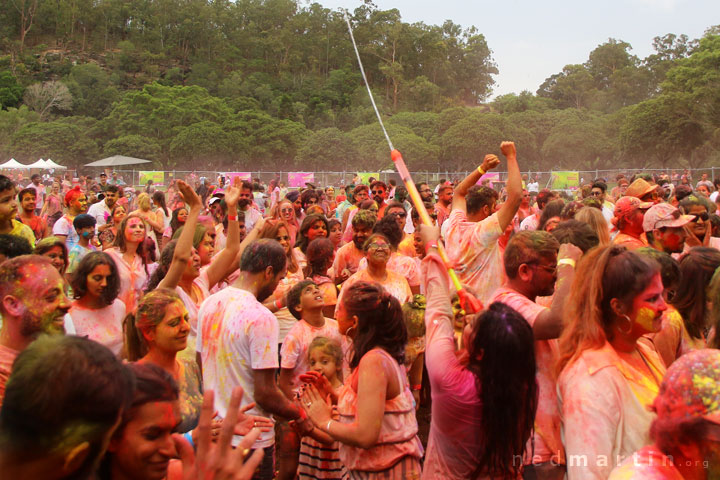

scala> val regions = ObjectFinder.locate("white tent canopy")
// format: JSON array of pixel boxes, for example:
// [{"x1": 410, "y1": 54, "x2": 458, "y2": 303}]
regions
[
  {"x1": 44, "y1": 159, "x2": 66, "y2": 169},
  {"x1": 85, "y1": 155, "x2": 151, "y2": 167},
  {"x1": 27, "y1": 159, "x2": 48, "y2": 169},
  {"x1": 0, "y1": 159, "x2": 29, "y2": 169}
]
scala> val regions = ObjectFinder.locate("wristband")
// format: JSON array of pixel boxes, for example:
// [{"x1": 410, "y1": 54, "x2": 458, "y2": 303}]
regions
[
  {"x1": 183, "y1": 431, "x2": 194, "y2": 448},
  {"x1": 325, "y1": 419, "x2": 333, "y2": 433},
  {"x1": 227, "y1": 215, "x2": 238, "y2": 222},
  {"x1": 275, "y1": 299, "x2": 283, "y2": 310},
  {"x1": 477, "y1": 166, "x2": 486, "y2": 176},
  {"x1": 425, "y1": 241, "x2": 438, "y2": 254},
  {"x1": 410, "y1": 384, "x2": 422, "y2": 391},
  {"x1": 557, "y1": 258, "x2": 576, "y2": 268}
]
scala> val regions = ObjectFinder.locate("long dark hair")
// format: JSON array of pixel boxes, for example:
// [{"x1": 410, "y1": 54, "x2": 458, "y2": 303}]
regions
[
  {"x1": 467, "y1": 302, "x2": 537, "y2": 478},
  {"x1": 169, "y1": 206, "x2": 187, "y2": 236},
  {"x1": 113, "y1": 212, "x2": 149, "y2": 273},
  {"x1": 671, "y1": 247, "x2": 720, "y2": 339},
  {"x1": 98, "y1": 362, "x2": 178, "y2": 479},
  {"x1": 145, "y1": 240, "x2": 178, "y2": 292},
  {"x1": 152, "y1": 191, "x2": 168, "y2": 217},
  {"x1": 70, "y1": 252, "x2": 121, "y2": 307},
  {"x1": 295, "y1": 214, "x2": 329, "y2": 254},
  {"x1": 342, "y1": 281, "x2": 407, "y2": 370},
  {"x1": 305, "y1": 238, "x2": 334, "y2": 278}
]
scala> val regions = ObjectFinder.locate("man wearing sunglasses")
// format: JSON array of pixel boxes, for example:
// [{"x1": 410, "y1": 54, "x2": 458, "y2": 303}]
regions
[
  {"x1": 369, "y1": 180, "x2": 388, "y2": 218},
  {"x1": 643, "y1": 203, "x2": 694, "y2": 254},
  {"x1": 590, "y1": 180, "x2": 615, "y2": 222}
]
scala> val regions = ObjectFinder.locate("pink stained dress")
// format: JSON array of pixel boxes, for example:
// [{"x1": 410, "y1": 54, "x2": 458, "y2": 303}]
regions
[
  {"x1": 336, "y1": 348, "x2": 423, "y2": 477},
  {"x1": 420, "y1": 254, "x2": 486, "y2": 480},
  {"x1": 558, "y1": 341, "x2": 666, "y2": 480},
  {"x1": 105, "y1": 248, "x2": 147, "y2": 314},
  {"x1": 490, "y1": 287, "x2": 564, "y2": 466},
  {"x1": 67, "y1": 299, "x2": 126, "y2": 356}
]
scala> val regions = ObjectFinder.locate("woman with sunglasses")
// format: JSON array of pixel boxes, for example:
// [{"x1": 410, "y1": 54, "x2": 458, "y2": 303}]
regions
[
  {"x1": 678, "y1": 195, "x2": 720, "y2": 251},
  {"x1": 336, "y1": 233, "x2": 412, "y2": 314},
  {"x1": 272, "y1": 199, "x2": 299, "y2": 246}
]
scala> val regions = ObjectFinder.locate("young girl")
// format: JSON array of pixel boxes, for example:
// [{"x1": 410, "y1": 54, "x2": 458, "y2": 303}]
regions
[
  {"x1": 297, "y1": 337, "x2": 347, "y2": 480},
  {"x1": 305, "y1": 238, "x2": 337, "y2": 318},
  {"x1": 327, "y1": 219, "x2": 343, "y2": 251}
]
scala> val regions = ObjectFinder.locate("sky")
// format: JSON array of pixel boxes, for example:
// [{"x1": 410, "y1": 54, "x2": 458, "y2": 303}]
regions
[{"x1": 315, "y1": 0, "x2": 720, "y2": 98}]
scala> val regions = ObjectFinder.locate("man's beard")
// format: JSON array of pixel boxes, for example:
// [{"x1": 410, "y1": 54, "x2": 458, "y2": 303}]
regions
[
  {"x1": 19, "y1": 310, "x2": 65, "y2": 338},
  {"x1": 238, "y1": 199, "x2": 250, "y2": 209}
]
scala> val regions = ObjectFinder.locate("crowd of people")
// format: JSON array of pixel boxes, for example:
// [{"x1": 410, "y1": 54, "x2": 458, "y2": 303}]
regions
[{"x1": 1, "y1": 147, "x2": 720, "y2": 480}]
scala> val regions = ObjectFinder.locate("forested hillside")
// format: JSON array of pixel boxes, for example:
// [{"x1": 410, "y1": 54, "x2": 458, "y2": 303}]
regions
[{"x1": 0, "y1": 0, "x2": 718, "y2": 172}]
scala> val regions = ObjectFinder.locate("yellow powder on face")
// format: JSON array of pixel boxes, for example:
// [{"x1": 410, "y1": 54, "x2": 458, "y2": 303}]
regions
[{"x1": 635, "y1": 307, "x2": 657, "y2": 332}]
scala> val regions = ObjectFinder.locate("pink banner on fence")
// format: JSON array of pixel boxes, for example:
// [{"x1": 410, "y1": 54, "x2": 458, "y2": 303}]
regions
[
  {"x1": 476, "y1": 172, "x2": 500, "y2": 188},
  {"x1": 288, "y1": 172, "x2": 315, "y2": 188},
  {"x1": 225, "y1": 172, "x2": 251, "y2": 184}
]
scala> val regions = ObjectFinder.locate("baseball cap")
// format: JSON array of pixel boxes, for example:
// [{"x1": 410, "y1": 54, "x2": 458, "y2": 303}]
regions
[
  {"x1": 209, "y1": 197, "x2": 222, "y2": 206},
  {"x1": 613, "y1": 196, "x2": 652, "y2": 219},
  {"x1": 653, "y1": 349, "x2": 720, "y2": 424},
  {"x1": 642, "y1": 203, "x2": 694, "y2": 232},
  {"x1": 625, "y1": 178, "x2": 658, "y2": 199}
]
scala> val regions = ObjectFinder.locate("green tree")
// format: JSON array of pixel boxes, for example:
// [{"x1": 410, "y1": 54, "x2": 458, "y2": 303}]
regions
[
  {"x1": 104, "y1": 135, "x2": 162, "y2": 162},
  {"x1": 65, "y1": 63, "x2": 120, "y2": 118},
  {"x1": 12, "y1": 120, "x2": 99, "y2": 164},
  {"x1": 0, "y1": 71, "x2": 24, "y2": 108},
  {"x1": 296, "y1": 127, "x2": 357, "y2": 171}
]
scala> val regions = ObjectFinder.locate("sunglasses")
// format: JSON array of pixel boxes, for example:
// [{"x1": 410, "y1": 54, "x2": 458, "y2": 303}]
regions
[
  {"x1": 691, "y1": 212, "x2": 710, "y2": 222},
  {"x1": 280, "y1": 208, "x2": 293, "y2": 213},
  {"x1": 390, "y1": 212, "x2": 407, "y2": 218},
  {"x1": 368, "y1": 242, "x2": 390, "y2": 251},
  {"x1": 371, "y1": 190, "x2": 384, "y2": 195}
]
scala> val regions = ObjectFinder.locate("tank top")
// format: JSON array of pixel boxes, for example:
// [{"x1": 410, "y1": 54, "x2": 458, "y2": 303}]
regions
[{"x1": 336, "y1": 348, "x2": 424, "y2": 472}]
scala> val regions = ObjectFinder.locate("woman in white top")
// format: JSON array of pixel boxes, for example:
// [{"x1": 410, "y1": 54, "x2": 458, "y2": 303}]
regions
[{"x1": 67, "y1": 251, "x2": 126, "y2": 356}]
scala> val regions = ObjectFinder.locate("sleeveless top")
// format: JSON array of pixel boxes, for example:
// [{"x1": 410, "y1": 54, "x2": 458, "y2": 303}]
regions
[{"x1": 337, "y1": 348, "x2": 424, "y2": 472}]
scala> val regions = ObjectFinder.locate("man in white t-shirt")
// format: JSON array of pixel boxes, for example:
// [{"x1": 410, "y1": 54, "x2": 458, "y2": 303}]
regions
[
  {"x1": 445, "y1": 142, "x2": 522, "y2": 306},
  {"x1": 197, "y1": 239, "x2": 313, "y2": 479},
  {"x1": 87, "y1": 185, "x2": 119, "y2": 227}
]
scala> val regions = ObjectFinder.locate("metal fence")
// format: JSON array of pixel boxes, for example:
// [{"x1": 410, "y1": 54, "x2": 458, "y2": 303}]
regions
[{"x1": 105, "y1": 166, "x2": 720, "y2": 189}]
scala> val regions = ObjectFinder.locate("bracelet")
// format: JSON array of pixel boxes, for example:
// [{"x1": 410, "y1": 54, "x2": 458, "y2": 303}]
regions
[
  {"x1": 425, "y1": 241, "x2": 438, "y2": 254},
  {"x1": 275, "y1": 299, "x2": 283, "y2": 310},
  {"x1": 557, "y1": 258, "x2": 576, "y2": 268},
  {"x1": 228, "y1": 215, "x2": 238, "y2": 222},
  {"x1": 325, "y1": 419, "x2": 333, "y2": 432},
  {"x1": 477, "y1": 166, "x2": 486, "y2": 176},
  {"x1": 410, "y1": 384, "x2": 422, "y2": 391}
]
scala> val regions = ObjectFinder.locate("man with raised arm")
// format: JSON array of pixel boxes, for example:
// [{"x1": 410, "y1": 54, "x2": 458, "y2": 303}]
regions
[{"x1": 444, "y1": 141, "x2": 522, "y2": 306}]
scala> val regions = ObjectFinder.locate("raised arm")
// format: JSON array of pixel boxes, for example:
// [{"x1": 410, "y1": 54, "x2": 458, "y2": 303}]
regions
[
  {"x1": 532, "y1": 243, "x2": 581, "y2": 340},
  {"x1": 452, "y1": 154, "x2": 501, "y2": 214},
  {"x1": 157, "y1": 181, "x2": 202, "y2": 291},
  {"x1": 496, "y1": 141, "x2": 522, "y2": 231},
  {"x1": 204, "y1": 178, "x2": 241, "y2": 288}
]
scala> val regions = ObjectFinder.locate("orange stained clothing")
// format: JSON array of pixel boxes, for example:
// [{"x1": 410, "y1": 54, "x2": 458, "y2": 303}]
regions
[
  {"x1": 105, "y1": 248, "x2": 147, "y2": 314},
  {"x1": 358, "y1": 252, "x2": 421, "y2": 288},
  {"x1": 558, "y1": 341, "x2": 666, "y2": 480},
  {"x1": 332, "y1": 241, "x2": 365, "y2": 277},
  {"x1": 612, "y1": 232, "x2": 648, "y2": 251},
  {"x1": 335, "y1": 269, "x2": 412, "y2": 317},
  {"x1": 641, "y1": 305, "x2": 707, "y2": 367},
  {"x1": 0, "y1": 344, "x2": 19, "y2": 409}
]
